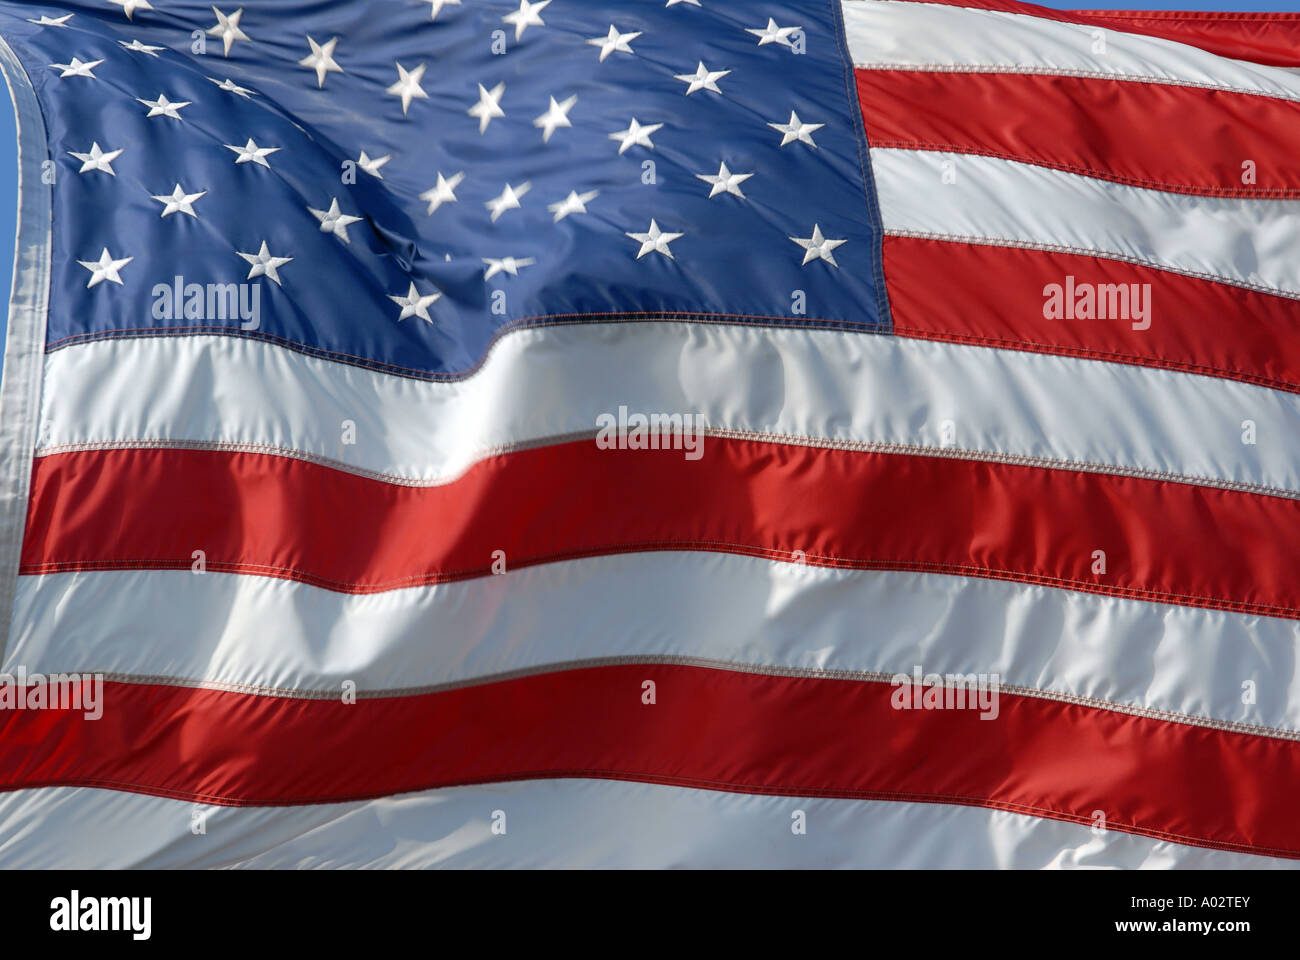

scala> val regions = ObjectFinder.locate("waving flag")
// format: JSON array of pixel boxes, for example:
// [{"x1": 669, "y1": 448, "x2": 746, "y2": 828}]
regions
[{"x1": 0, "y1": 0, "x2": 1297, "y2": 868}]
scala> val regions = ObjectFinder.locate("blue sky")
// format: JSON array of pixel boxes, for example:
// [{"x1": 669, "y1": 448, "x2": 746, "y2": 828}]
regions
[{"x1": 0, "y1": 0, "x2": 1296, "y2": 347}]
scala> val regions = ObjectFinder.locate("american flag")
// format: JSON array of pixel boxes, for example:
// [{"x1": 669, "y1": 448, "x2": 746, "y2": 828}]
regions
[{"x1": 0, "y1": 0, "x2": 1296, "y2": 869}]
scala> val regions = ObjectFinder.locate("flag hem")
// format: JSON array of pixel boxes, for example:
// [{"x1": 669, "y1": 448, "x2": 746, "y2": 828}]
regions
[
  {"x1": 0, "y1": 32, "x2": 49, "y2": 662},
  {"x1": 831, "y1": 0, "x2": 895, "y2": 331}
]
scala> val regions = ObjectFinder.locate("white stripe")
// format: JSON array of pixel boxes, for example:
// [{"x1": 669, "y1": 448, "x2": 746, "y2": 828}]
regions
[
  {"x1": 0, "y1": 780, "x2": 1291, "y2": 868},
  {"x1": 38, "y1": 326, "x2": 1300, "y2": 496},
  {"x1": 842, "y1": 0, "x2": 1300, "y2": 103},
  {"x1": 11, "y1": 554, "x2": 1300, "y2": 735},
  {"x1": 873, "y1": 148, "x2": 1300, "y2": 298}
]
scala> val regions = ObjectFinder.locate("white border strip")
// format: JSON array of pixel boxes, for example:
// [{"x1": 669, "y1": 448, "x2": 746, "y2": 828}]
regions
[{"x1": 0, "y1": 35, "x2": 48, "y2": 662}]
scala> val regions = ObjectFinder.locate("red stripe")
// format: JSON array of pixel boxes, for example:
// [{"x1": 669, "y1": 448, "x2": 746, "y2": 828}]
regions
[
  {"x1": 1, "y1": 667, "x2": 1296, "y2": 858},
  {"x1": 1074, "y1": 10, "x2": 1300, "y2": 70},
  {"x1": 20, "y1": 443, "x2": 1300, "y2": 617},
  {"x1": 856, "y1": 69, "x2": 1300, "y2": 198},
  {"x1": 885, "y1": 234, "x2": 1300, "y2": 395},
  {"x1": 877, "y1": 0, "x2": 1300, "y2": 68}
]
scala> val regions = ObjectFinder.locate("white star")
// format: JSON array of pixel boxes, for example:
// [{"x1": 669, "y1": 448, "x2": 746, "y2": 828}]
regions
[
  {"x1": 225, "y1": 138, "x2": 280, "y2": 168},
  {"x1": 547, "y1": 189, "x2": 598, "y2": 222},
  {"x1": 78, "y1": 248, "x2": 133, "y2": 288},
  {"x1": 386, "y1": 61, "x2": 428, "y2": 116},
  {"x1": 502, "y1": 0, "x2": 550, "y2": 41},
  {"x1": 27, "y1": 14, "x2": 72, "y2": 26},
  {"x1": 152, "y1": 183, "x2": 207, "y2": 218},
  {"x1": 49, "y1": 58, "x2": 103, "y2": 78},
  {"x1": 696, "y1": 161, "x2": 752, "y2": 198},
  {"x1": 109, "y1": 0, "x2": 153, "y2": 19},
  {"x1": 483, "y1": 256, "x2": 533, "y2": 278},
  {"x1": 237, "y1": 241, "x2": 292, "y2": 286},
  {"x1": 309, "y1": 197, "x2": 364, "y2": 243},
  {"x1": 424, "y1": 0, "x2": 461, "y2": 20},
  {"x1": 747, "y1": 18, "x2": 801, "y2": 47},
  {"x1": 208, "y1": 76, "x2": 254, "y2": 97},
  {"x1": 467, "y1": 81, "x2": 505, "y2": 133},
  {"x1": 120, "y1": 38, "x2": 164, "y2": 56},
  {"x1": 587, "y1": 25, "x2": 640, "y2": 62},
  {"x1": 68, "y1": 142, "x2": 123, "y2": 176},
  {"x1": 666, "y1": 0, "x2": 701, "y2": 6},
  {"x1": 207, "y1": 7, "x2": 250, "y2": 57},
  {"x1": 389, "y1": 281, "x2": 440, "y2": 323},
  {"x1": 768, "y1": 110, "x2": 823, "y2": 147},
  {"x1": 626, "y1": 219, "x2": 683, "y2": 260},
  {"x1": 789, "y1": 224, "x2": 847, "y2": 268},
  {"x1": 609, "y1": 117, "x2": 662, "y2": 154},
  {"x1": 419, "y1": 171, "x2": 464, "y2": 215},
  {"x1": 358, "y1": 151, "x2": 390, "y2": 178},
  {"x1": 137, "y1": 94, "x2": 191, "y2": 119},
  {"x1": 299, "y1": 35, "x2": 343, "y2": 88},
  {"x1": 674, "y1": 61, "x2": 730, "y2": 96},
  {"x1": 485, "y1": 181, "x2": 530, "y2": 222},
  {"x1": 482, "y1": 256, "x2": 536, "y2": 280},
  {"x1": 534, "y1": 94, "x2": 577, "y2": 143}
]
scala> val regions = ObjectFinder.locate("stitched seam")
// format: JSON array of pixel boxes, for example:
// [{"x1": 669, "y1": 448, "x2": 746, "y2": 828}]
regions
[
  {"x1": 19, "y1": 549, "x2": 1300, "y2": 618},
  {"x1": 82, "y1": 659, "x2": 1300, "y2": 742},
  {"x1": 44, "y1": 312, "x2": 890, "y2": 384},
  {"x1": 702, "y1": 430, "x2": 1300, "y2": 500},
  {"x1": 866, "y1": 0, "x2": 1300, "y2": 21},
  {"x1": 894, "y1": 324, "x2": 1300, "y2": 396},
  {"x1": 868, "y1": 138, "x2": 1300, "y2": 199},
  {"x1": 833, "y1": 0, "x2": 895, "y2": 333},
  {"x1": 1069, "y1": 10, "x2": 1300, "y2": 23},
  {"x1": 4, "y1": 774, "x2": 1295, "y2": 858},
  {"x1": 853, "y1": 61, "x2": 1300, "y2": 107},
  {"x1": 31, "y1": 434, "x2": 592, "y2": 488},
  {"x1": 33, "y1": 431, "x2": 1300, "y2": 500},
  {"x1": 883, "y1": 228, "x2": 1300, "y2": 302}
]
